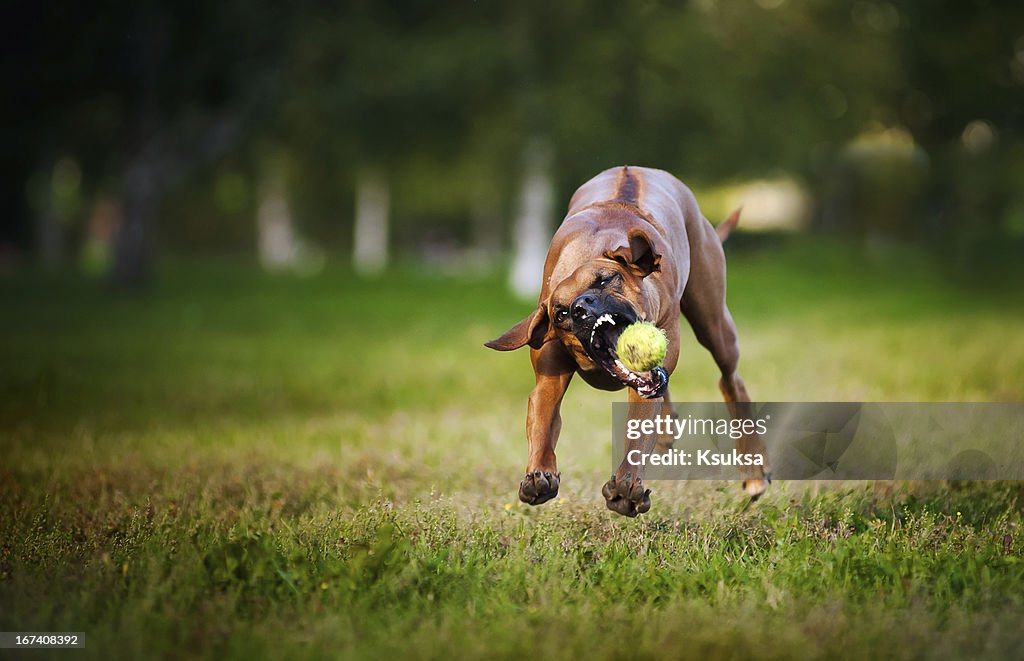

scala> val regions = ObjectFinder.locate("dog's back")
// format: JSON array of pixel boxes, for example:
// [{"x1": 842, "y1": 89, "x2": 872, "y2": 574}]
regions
[{"x1": 563, "y1": 165, "x2": 725, "y2": 300}]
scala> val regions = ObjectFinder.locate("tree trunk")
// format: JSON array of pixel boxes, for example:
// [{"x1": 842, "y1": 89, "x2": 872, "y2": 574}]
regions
[
  {"x1": 256, "y1": 158, "x2": 297, "y2": 269},
  {"x1": 509, "y1": 138, "x2": 553, "y2": 300},
  {"x1": 353, "y1": 170, "x2": 389, "y2": 276},
  {"x1": 36, "y1": 208, "x2": 64, "y2": 270},
  {"x1": 111, "y1": 155, "x2": 159, "y2": 287},
  {"x1": 470, "y1": 189, "x2": 502, "y2": 259}
]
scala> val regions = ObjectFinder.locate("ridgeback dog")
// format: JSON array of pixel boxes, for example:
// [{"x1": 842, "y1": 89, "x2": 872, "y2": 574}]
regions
[{"x1": 486, "y1": 166, "x2": 769, "y2": 516}]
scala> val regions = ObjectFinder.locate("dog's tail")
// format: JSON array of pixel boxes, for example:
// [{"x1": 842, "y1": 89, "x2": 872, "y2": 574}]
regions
[{"x1": 716, "y1": 207, "x2": 742, "y2": 242}]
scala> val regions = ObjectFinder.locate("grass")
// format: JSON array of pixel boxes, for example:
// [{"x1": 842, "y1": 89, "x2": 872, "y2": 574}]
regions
[{"x1": 1, "y1": 239, "x2": 1023, "y2": 659}]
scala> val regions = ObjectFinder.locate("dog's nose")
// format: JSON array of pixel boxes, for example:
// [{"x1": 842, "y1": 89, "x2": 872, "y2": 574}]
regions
[{"x1": 571, "y1": 294, "x2": 597, "y2": 320}]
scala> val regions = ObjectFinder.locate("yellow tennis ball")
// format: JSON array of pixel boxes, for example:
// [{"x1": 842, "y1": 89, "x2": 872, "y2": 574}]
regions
[{"x1": 616, "y1": 321, "x2": 667, "y2": 371}]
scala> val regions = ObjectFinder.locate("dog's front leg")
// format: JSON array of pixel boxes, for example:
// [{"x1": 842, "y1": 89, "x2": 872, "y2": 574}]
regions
[
  {"x1": 519, "y1": 342, "x2": 574, "y2": 505},
  {"x1": 603, "y1": 387, "x2": 658, "y2": 517}
]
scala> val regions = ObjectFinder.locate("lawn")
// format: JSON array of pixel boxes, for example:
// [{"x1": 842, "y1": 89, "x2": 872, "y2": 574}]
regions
[{"x1": 1, "y1": 240, "x2": 1023, "y2": 659}]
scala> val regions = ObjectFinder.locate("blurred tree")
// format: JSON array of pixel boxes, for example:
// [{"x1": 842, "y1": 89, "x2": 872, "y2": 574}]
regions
[
  {"x1": 4, "y1": 0, "x2": 1021, "y2": 277},
  {"x1": 4, "y1": 0, "x2": 287, "y2": 283},
  {"x1": 891, "y1": 0, "x2": 1024, "y2": 262},
  {"x1": 279, "y1": 0, "x2": 514, "y2": 269},
  {"x1": 255, "y1": 152, "x2": 298, "y2": 269}
]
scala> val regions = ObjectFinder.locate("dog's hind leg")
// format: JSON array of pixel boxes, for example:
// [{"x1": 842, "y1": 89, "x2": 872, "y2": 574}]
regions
[{"x1": 680, "y1": 222, "x2": 770, "y2": 499}]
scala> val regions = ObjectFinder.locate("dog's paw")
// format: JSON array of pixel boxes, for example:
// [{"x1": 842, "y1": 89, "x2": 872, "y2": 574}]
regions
[
  {"x1": 519, "y1": 470, "x2": 560, "y2": 505},
  {"x1": 602, "y1": 472, "x2": 652, "y2": 517},
  {"x1": 742, "y1": 472, "x2": 772, "y2": 501}
]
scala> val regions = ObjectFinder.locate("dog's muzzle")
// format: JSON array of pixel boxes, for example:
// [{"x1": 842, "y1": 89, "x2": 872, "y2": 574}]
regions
[{"x1": 569, "y1": 292, "x2": 669, "y2": 398}]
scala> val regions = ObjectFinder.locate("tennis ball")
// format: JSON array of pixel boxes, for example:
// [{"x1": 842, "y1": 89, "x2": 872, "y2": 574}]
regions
[{"x1": 616, "y1": 321, "x2": 667, "y2": 371}]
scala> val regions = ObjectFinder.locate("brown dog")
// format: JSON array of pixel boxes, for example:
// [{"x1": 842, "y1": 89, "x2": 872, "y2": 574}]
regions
[{"x1": 486, "y1": 166, "x2": 769, "y2": 516}]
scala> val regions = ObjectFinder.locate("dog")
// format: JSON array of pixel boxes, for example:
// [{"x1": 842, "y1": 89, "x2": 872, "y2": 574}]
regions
[{"x1": 486, "y1": 166, "x2": 769, "y2": 516}]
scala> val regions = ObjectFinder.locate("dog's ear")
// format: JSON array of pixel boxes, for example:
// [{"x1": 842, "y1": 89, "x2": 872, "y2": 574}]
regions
[
  {"x1": 604, "y1": 229, "x2": 662, "y2": 278},
  {"x1": 484, "y1": 305, "x2": 551, "y2": 351}
]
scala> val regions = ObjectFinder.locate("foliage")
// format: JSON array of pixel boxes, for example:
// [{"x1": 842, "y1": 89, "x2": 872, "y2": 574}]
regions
[{"x1": 5, "y1": 1, "x2": 1024, "y2": 261}]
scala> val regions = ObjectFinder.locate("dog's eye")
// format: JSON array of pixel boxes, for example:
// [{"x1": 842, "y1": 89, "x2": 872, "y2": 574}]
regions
[
  {"x1": 598, "y1": 274, "x2": 617, "y2": 287},
  {"x1": 555, "y1": 308, "x2": 569, "y2": 323}
]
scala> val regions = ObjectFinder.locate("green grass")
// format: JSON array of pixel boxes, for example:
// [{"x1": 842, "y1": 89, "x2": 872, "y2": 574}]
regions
[{"x1": 1, "y1": 240, "x2": 1023, "y2": 659}]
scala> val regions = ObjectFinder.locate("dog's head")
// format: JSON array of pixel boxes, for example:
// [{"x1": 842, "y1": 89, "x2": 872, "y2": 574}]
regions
[{"x1": 486, "y1": 227, "x2": 668, "y2": 397}]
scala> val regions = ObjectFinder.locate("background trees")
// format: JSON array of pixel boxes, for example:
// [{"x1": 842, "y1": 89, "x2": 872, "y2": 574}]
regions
[{"x1": 2, "y1": 0, "x2": 1021, "y2": 283}]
